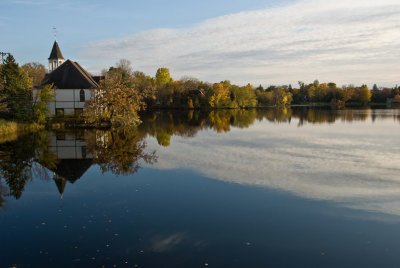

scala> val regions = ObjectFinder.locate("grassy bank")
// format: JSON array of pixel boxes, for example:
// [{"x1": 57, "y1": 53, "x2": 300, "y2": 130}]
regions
[{"x1": 0, "y1": 119, "x2": 44, "y2": 143}]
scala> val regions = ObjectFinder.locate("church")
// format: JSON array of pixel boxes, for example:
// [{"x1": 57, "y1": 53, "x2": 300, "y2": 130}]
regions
[{"x1": 37, "y1": 40, "x2": 101, "y2": 116}]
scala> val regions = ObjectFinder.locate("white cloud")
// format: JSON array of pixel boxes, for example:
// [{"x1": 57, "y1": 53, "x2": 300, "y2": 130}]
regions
[
  {"x1": 82, "y1": 0, "x2": 400, "y2": 86},
  {"x1": 143, "y1": 116, "x2": 400, "y2": 217}
]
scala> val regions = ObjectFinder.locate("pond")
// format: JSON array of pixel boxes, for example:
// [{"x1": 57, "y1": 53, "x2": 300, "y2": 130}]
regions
[{"x1": 1, "y1": 107, "x2": 400, "y2": 267}]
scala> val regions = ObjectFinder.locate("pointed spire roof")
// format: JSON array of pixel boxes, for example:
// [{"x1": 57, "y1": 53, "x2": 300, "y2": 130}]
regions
[
  {"x1": 54, "y1": 177, "x2": 67, "y2": 196},
  {"x1": 48, "y1": 40, "x2": 64, "y2": 60}
]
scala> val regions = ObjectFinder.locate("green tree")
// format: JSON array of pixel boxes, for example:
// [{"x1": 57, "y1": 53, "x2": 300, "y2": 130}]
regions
[
  {"x1": 255, "y1": 90, "x2": 273, "y2": 106},
  {"x1": 231, "y1": 84, "x2": 257, "y2": 108},
  {"x1": 0, "y1": 54, "x2": 33, "y2": 121},
  {"x1": 155, "y1": 67, "x2": 172, "y2": 88},
  {"x1": 33, "y1": 84, "x2": 54, "y2": 124}
]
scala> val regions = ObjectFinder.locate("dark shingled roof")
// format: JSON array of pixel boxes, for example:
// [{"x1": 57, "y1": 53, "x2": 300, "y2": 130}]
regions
[
  {"x1": 42, "y1": 59, "x2": 99, "y2": 89},
  {"x1": 48, "y1": 40, "x2": 64, "y2": 60}
]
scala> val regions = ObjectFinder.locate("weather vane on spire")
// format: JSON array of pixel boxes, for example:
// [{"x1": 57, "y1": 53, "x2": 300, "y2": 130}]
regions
[{"x1": 52, "y1": 27, "x2": 57, "y2": 40}]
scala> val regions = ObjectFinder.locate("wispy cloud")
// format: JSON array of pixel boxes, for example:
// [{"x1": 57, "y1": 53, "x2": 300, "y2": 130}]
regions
[{"x1": 82, "y1": 0, "x2": 400, "y2": 86}]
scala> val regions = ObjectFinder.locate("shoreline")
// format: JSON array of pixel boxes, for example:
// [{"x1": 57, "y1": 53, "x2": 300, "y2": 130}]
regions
[
  {"x1": 1, "y1": 103, "x2": 397, "y2": 136},
  {"x1": 0, "y1": 120, "x2": 44, "y2": 143}
]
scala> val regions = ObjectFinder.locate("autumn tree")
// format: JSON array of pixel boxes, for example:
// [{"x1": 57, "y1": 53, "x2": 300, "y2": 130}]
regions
[
  {"x1": 116, "y1": 59, "x2": 133, "y2": 76},
  {"x1": 272, "y1": 87, "x2": 293, "y2": 106},
  {"x1": 84, "y1": 68, "x2": 145, "y2": 126},
  {"x1": 155, "y1": 67, "x2": 172, "y2": 88},
  {"x1": 358, "y1": 85, "x2": 371, "y2": 105},
  {"x1": 209, "y1": 81, "x2": 231, "y2": 108},
  {"x1": 132, "y1": 71, "x2": 157, "y2": 106},
  {"x1": 21, "y1": 62, "x2": 47, "y2": 88}
]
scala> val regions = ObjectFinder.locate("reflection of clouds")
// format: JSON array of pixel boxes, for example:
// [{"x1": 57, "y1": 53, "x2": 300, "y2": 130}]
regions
[
  {"x1": 145, "y1": 118, "x2": 400, "y2": 216},
  {"x1": 150, "y1": 233, "x2": 186, "y2": 253}
]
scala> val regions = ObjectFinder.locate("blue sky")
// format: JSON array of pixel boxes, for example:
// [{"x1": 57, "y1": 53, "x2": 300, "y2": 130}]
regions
[
  {"x1": 2, "y1": 0, "x2": 399, "y2": 86},
  {"x1": 2, "y1": 0, "x2": 288, "y2": 63}
]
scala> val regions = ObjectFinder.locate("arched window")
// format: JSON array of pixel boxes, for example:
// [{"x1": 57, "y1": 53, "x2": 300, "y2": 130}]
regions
[{"x1": 80, "y1": 89, "x2": 85, "y2": 102}]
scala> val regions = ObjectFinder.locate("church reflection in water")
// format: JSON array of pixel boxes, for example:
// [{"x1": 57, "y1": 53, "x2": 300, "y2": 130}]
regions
[
  {"x1": 48, "y1": 131, "x2": 96, "y2": 198},
  {"x1": 0, "y1": 107, "x2": 399, "y2": 203}
]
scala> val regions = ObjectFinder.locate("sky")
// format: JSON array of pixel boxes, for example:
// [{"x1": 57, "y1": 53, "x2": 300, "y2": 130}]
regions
[{"x1": 1, "y1": 0, "x2": 399, "y2": 87}]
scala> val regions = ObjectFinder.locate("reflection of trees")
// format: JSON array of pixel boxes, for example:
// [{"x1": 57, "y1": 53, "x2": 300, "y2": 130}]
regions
[
  {"x1": 86, "y1": 128, "x2": 157, "y2": 176},
  {"x1": 1, "y1": 107, "x2": 398, "y2": 201},
  {"x1": 0, "y1": 131, "x2": 57, "y2": 200},
  {"x1": 138, "y1": 111, "x2": 207, "y2": 146},
  {"x1": 0, "y1": 128, "x2": 159, "y2": 199},
  {"x1": 34, "y1": 131, "x2": 59, "y2": 172},
  {"x1": 0, "y1": 180, "x2": 5, "y2": 207},
  {"x1": 0, "y1": 134, "x2": 36, "y2": 199},
  {"x1": 138, "y1": 109, "x2": 259, "y2": 145},
  {"x1": 208, "y1": 110, "x2": 231, "y2": 133},
  {"x1": 292, "y1": 107, "x2": 376, "y2": 126},
  {"x1": 258, "y1": 108, "x2": 292, "y2": 123},
  {"x1": 138, "y1": 107, "x2": 396, "y2": 146}
]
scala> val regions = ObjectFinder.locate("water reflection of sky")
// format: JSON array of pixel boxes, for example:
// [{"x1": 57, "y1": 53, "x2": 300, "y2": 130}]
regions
[
  {"x1": 2, "y1": 109, "x2": 400, "y2": 267},
  {"x1": 145, "y1": 115, "x2": 400, "y2": 217}
]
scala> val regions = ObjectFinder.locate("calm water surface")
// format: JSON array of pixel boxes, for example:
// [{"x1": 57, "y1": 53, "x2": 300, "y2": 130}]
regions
[{"x1": 1, "y1": 108, "x2": 400, "y2": 267}]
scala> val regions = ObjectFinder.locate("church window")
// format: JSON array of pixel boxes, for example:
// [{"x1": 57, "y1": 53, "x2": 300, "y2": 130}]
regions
[{"x1": 80, "y1": 89, "x2": 85, "y2": 102}]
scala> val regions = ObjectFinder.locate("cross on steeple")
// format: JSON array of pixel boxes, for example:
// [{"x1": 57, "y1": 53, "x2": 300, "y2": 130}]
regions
[{"x1": 52, "y1": 27, "x2": 57, "y2": 40}]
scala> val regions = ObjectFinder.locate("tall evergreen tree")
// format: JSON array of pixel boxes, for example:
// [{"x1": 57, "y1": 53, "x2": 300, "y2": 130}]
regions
[{"x1": 0, "y1": 54, "x2": 33, "y2": 121}]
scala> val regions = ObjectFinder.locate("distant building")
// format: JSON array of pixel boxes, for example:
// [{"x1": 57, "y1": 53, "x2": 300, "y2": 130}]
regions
[{"x1": 35, "y1": 40, "x2": 102, "y2": 116}]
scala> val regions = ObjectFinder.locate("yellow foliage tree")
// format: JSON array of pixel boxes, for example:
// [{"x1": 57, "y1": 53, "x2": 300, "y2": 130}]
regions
[
  {"x1": 84, "y1": 71, "x2": 145, "y2": 126},
  {"x1": 209, "y1": 82, "x2": 230, "y2": 108}
]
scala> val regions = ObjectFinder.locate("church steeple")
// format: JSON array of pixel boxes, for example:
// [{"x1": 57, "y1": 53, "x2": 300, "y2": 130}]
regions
[
  {"x1": 48, "y1": 40, "x2": 65, "y2": 72},
  {"x1": 53, "y1": 175, "x2": 67, "y2": 200}
]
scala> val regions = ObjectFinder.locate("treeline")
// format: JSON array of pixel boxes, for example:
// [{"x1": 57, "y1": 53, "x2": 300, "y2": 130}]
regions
[
  {"x1": 2, "y1": 55, "x2": 400, "y2": 127},
  {"x1": 291, "y1": 81, "x2": 400, "y2": 107},
  {"x1": 87, "y1": 60, "x2": 400, "y2": 126},
  {"x1": 94, "y1": 60, "x2": 400, "y2": 112}
]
